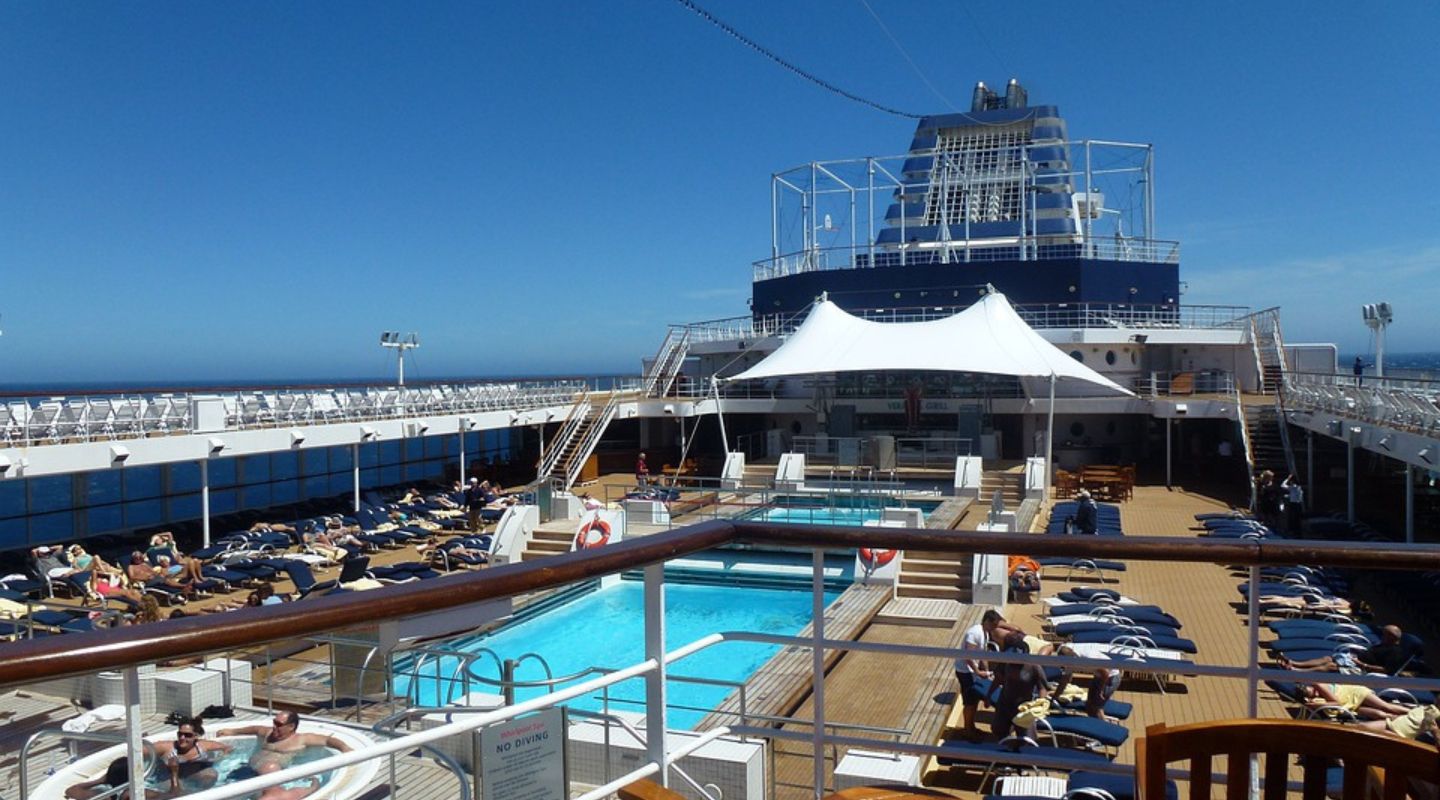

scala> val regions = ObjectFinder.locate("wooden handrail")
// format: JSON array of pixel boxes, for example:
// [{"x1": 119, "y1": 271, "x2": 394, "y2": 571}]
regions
[
  {"x1": 3, "y1": 520, "x2": 1440, "y2": 689},
  {"x1": 1136, "y1": 718, "x2": 1440, "y2": 799}
]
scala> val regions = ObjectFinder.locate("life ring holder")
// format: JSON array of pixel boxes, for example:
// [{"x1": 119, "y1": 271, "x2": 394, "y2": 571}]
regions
[
  {"x1": 575, "y1": 518, "x2": 612, "y2": 550},
  {"x1": 858, "y1": 547, "x2": 897, "y2": 569}
]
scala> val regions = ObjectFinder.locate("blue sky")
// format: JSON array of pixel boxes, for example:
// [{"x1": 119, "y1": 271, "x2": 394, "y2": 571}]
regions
[{"x1": 2, "y1": 1, "x2": 1437, "y2": 384}]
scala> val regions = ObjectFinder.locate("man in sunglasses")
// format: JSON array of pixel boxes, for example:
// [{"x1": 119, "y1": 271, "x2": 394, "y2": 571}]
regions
[{"x1": 218, "y1": 711, "x2": 352, "y2": 777}]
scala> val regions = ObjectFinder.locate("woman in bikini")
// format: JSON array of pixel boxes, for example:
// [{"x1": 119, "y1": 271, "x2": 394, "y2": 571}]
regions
[{"x1": 155, "y1": 718, "x2": 233, "y2": 793}]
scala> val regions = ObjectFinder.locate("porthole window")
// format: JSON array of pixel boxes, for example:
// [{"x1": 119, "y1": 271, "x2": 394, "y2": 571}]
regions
[
  {"x1": 1070, "y1": 421, "x2": 1086, "y2": 437},
  {"x1": 894, "y1": 292, "x2": 902, "y2": 299},
  {"x1": 1069, "y1": 351, "x2": 1084, "y2": 362},
  {"x1": 1105, "y1": 350, "x2": 1117, "y2": 365}
]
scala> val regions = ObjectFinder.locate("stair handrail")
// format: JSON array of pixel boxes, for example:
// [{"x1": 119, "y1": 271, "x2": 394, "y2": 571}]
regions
[
  {"x1": 561, "y1": 392, "x2": 621, "y2": 490},
  {"x1": 1234, "y1": 383, "x2": 1258, "y2": 510},
  {"x1": 536, "y1": 389, "x2": 592, "y2": 479},
  {"x1": 642, "y1": 326, "x2": 688, "y2": 397},
  {"x1": 1262, "y1": 309, "x2": 1301, "y2": 480},
  {"x1": 657, "y1": 327, "x2": 693, "y2": 398}
]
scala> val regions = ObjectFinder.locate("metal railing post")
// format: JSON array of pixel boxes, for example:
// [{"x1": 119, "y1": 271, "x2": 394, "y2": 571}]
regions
[
  {"x1": 1246, "y1": 565, "x2": 1260, "y2": 718},
  {"x1": 811, "y1": 549, "x2": 827, "y2": 800},
  {"x1": 644, "y1": 562, "x2": 669, "y2": 786}
]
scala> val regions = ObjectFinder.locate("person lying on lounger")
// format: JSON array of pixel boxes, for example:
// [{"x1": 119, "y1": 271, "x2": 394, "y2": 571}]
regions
[
  {"x1": 1358, "y1": 704, "x2": 1439, "y2": 743},
  {"x1": 1300, "y1": 682, "x2": 1416, "y2": 720},
  {"x1": 1280, "y1": 626, "x2": 1409, "y2": 675},
  {"x1": 1260, "y1": 594, "x2": 1353, "y2": 615}
]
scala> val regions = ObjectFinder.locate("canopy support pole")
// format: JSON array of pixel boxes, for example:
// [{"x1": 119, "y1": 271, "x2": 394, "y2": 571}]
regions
[
  {"x1": 1044, "y1": 373, "x2": 1056, "y2": 500},
  {"x1": 712, "y1": 377, "x2": 730, "y2": 453}
]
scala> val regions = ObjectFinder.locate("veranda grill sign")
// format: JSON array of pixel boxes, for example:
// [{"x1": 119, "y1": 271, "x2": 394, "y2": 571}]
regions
[{"x1": 479, "y1": 707, "x2": 568, "y2": 800}]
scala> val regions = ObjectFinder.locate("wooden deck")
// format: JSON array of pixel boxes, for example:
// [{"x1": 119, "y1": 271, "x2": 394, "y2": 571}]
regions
[{"x1": 748, "y1": 483, "x2": 1305, "y2": 798}]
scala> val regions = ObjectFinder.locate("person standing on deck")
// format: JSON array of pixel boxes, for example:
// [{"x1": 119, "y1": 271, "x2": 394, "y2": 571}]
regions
[
  {"x1": 953, "y1": 609, "x2": 1003, "y2": 741},
  {"x1": 463, "y1": 477, "x2": 484, "y2": 532},
  {"x1": 1073, "y1": 490, "x2": 1098, "y2": 535},
  {"x1": 1354, "y1": 355, "x2": 1366, "y2": 387},
  {"x1": 1282, "y1": 473, "x2": 1305, "y2": 534},
  {"x1": 987, "y1": 632, "x2": 1049, "y2": 740},
  {"x1": 635, "y1": 452, "x2": 650, "y2": 486}
]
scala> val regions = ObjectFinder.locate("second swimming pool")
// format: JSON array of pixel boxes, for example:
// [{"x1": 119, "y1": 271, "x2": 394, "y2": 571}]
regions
[{"x1": 396, "y1": 577, "x2": 841, "y2": 729}]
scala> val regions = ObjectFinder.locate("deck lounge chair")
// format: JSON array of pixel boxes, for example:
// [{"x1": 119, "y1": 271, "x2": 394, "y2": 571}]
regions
[{"x1": 936, "y1": 735, "x2": 1111, "y2": 788}]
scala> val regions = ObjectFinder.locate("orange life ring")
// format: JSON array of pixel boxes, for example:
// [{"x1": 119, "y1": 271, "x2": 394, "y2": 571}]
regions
[
  {"x1": 858, "y1": 548, "x2": 897, "y2": 568},
  {"x1": 575, "y1": 518, "x2": 611, "y2": 550}
]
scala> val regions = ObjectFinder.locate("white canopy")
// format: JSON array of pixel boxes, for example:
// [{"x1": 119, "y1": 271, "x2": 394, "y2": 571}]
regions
[{"x1": 725, "y1": 293, "x2": 1131, "y2": 396}]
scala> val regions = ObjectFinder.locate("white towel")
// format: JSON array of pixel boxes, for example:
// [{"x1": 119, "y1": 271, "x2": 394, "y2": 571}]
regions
[{"x1": 62, "y1": 703, "x2": 127, "y2": 732}]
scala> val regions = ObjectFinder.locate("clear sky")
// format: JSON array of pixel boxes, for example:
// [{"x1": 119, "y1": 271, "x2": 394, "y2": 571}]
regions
[{"x1": 2, "y1": 1, "x2": 1437, "y2": 385}]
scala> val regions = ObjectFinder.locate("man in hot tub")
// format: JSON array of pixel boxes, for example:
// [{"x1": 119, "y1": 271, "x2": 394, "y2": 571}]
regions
[{"x1": 218, "y1": 711, "x2": 352, "y2": 780}]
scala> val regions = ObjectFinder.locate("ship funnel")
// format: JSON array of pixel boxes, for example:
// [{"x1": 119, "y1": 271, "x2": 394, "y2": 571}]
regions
[
  {"x1": 1005, "y1": 79, "x2": 1027, "y2": 109},
  {"x1": 971, "y1": 81, "x2": 994, "y2": 112}
]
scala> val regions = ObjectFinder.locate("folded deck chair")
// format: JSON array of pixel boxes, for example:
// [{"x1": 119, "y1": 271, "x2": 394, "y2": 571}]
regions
[
  {"x1": 1047, "y1": 605, "x2": 1181, "y2": 629},
  {"x1": 1069, "y1": 769, "x2": 1178, "y2": 800},
  {"x1": 935, "y1": 735, "x2": 1111, "y2": 788},
  {"x1": 1052, "y1": 619, "x2": 1182, "y2": 639}
]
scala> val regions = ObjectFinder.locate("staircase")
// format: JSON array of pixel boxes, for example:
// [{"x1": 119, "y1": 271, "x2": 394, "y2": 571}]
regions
[
  {"x1": 522, "y1": 526, "x2": 578, "y2": 561},
  {"x1": 896, "y1": 549, "x2": 973, "y2": 602},
  {"x1": 1250, "y1": 308, "x2": 1287, "y2": 396},
  {"x1": 979, "y1": 467, "x2": 1026, "y2": 508},
  {"x1": 537, "y1": 392, "x2": 621, "y2": 490},
  {"x1": 643, "y1": 327, "x2": 692, "y2": 397},
  {"x1": 536, "y1": 392, "x2": 591, "y2": 480},
  {"x1": 1242, "y1": 402, "x2": 1289, "y2": 476}
]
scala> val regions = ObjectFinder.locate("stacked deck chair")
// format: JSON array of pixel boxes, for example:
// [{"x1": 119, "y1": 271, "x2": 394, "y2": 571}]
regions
[
  {"x1": 985, "y1": 770, "x2": 1179, "y2": 800},
  {"x1": 1038, "y1": 503, "x2": 1127, "y2": 581},
  {"x1": 1046, "y1": 501, "x2": 1124, "y2": 535},
  {"x1": 1044, "y1": 591, "x2": 1194, "y2": 692},
  {"x1": 1196, "y1": 513, "x2": 1275, "y2": 539},
  {"x1": 935, "y1": 734, "x2": 1112, "y2": 790}
]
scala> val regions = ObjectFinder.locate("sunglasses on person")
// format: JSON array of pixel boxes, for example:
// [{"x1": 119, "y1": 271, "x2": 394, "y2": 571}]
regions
[{"x1": 177, "y1": 731, "x2": 196, "y2": 738}]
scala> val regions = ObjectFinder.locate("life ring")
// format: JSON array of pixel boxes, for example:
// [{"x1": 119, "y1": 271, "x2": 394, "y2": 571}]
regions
[
  {"x1": 858, "y1": 548, "x2": 897, "y2": 568},
  {"x1": 575, "y1": 518, "x2": 611, "y2": 550}
]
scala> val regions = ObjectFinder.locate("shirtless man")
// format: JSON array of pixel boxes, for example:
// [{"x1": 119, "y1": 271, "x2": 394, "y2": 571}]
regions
[{"x1": 217, "y1": 711, "x2": 352, "y2": 776}]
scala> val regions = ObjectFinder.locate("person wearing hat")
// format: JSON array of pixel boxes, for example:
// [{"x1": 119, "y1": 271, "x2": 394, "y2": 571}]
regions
[
  {"x1": 33, "y1": 546, "x2": 94, "y2": 597},
  {"x1": 1074, "y1": 489, "x2": 1098, "y2": 535},
  {"x1": 463, "y1": 477, "x2": 485, "y2": 532}
]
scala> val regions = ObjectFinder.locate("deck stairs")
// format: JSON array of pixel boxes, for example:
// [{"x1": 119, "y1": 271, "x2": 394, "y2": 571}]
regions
[
  {"x1": 643, "y1": 326, "x2": 692, "y2": 397},
  {"x1": 1245, "y1": 308, "x2": 1299, "y2": 478},
  {"x1": 521, "y1": 525, "x2": 577, "y2": 561},
  {"x1": 896, "y1": 549, "x2": 973, "y2": 603},
  {"x1": 536, "y1": 391, "x2": 591, "y2": 481},
  {"x1": 978, "y1": 466, "x2": 1026, "y2": 508},
  {"x1": 536, "y1": 391, "x2": 621, "y2": 491}
]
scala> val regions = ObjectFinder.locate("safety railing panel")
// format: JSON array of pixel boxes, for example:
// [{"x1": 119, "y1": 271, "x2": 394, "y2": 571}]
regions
[{"x1": 0, "y1": 380, "x2": 589, "y2": 447}]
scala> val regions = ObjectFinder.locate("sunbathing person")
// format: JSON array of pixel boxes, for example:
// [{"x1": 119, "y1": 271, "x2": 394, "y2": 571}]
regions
[
  {"x1": 1300, "y1": 682, "x2": 1416, "y2": 720},
  {"x1": 33, "y1": 546, "x2": 92, "y2": 594},
  {"x1": 1260, "y1": 593, "x2": 1353, "y2": 615},
  {"x1": 1358, "y1": 704, "x2": 1440, "y2": 742},
  {"x1": 145, "y1": 534, "x2": 207, "y2": 581},
  {"x1": 986, "y1": 632, "x2": 1050, "y2": 740},
  {"x1": 127, "y1": 552, "x2": 195, "y2": 599},
  {"x1": 1279, "y1": 626, "x2": 1411, "y2": 675},
  {"x1": 88, "y1": 556, "x2": 144, "y2": 606},
  {"x1": 1008, "y1": 555, "x2": 1041, "y2": 598}
]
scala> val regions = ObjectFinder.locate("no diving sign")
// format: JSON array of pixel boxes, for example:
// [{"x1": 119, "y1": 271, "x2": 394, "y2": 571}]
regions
[{"x1": 479, "y1": 708, "x2": 568, "y2": 800}]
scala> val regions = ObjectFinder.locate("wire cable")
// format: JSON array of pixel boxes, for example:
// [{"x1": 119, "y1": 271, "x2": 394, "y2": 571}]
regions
[
  {"x1": 671, "y1": 0, "x2": 923, "y2": 119},
  {"x1": 856, "y1": 0, "x2": 958, "y2": 112}
]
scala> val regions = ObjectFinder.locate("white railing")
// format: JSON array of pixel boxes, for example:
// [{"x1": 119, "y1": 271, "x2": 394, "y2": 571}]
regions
[
  {"x1": 1285, "y1": 371, "x2": 1440, "y2": 436},
  {"x1": 0, "y1": 380, "x2": 588, "y2": 448}
]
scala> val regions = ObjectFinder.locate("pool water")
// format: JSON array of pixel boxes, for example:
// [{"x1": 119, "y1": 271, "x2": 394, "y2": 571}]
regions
[
  {"x1": 748, "y1": 496, "x2": 939, "y2": 526},
  {"x1": 146, "y1": 740, "x2": 336, "y2": 794},
  {"x1": 397, "y1": 579, "x2": 839, "y2": 729}
]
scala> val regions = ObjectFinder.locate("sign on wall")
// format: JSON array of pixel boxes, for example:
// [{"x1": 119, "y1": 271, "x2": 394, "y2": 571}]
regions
[{"x1": 480, "y1": 707, "x2": 568, "y2": 800}]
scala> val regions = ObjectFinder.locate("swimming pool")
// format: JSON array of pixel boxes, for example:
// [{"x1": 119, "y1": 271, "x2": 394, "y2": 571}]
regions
[
  {"x1": 745, "y1": 495, "x2": 939, "y2": 526},
  {"x1": 397, "y1": 578, "x2": 840, "y2": 729}
]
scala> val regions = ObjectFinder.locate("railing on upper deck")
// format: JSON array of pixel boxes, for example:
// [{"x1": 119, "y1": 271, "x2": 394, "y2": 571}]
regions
[
  {"x1": 0, "y1": 379, "x2": 591, "y2": 448},
  {"x1": 753, "y1": 240, "x2": 1182, "y2": 283},
  {"x1": 3, "y1": 522, "x2": 1439, "y2": 800},
  {"x1": 1285, "y1": 370, "x2": 1440, "y2": 437}
]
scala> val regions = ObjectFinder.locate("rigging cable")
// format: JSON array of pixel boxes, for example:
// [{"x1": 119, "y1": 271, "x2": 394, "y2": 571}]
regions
[
  {"x1": 671, "y1": 0, "x2": 923, "y2": 119},
  {"x1": 856, "y1": 0, "x2": 958, "y2": 112}
]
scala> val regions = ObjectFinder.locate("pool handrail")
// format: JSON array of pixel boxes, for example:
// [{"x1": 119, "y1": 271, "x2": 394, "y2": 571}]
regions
[{"x1": 19, "y1": 728, "x2": 159, "y2": 800}]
